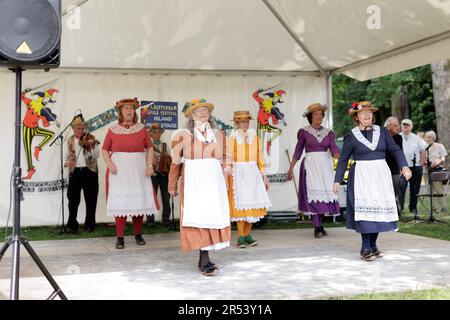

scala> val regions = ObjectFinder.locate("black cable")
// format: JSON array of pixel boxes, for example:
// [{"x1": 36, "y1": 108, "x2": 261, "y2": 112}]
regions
[{"x1": 4, "y1": 164, "x2": 14, "y2": 241}]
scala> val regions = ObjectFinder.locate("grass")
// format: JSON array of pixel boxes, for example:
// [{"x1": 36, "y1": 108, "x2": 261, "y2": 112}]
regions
[
  {"x1": 0, "y1": 222, "x2": 178, "y2": 241},
  {"x1": 398, "y1": 195, "x2": 450, "y2": 241},
  {"x1": 0, "y1": 219, "x2": 344, "y2": 241},
  {"x1": 329, "y1": 287, "x2": 450, "y2": 300},
  {"x1": 0, "y1": 192, "x2": 448, "y2": 242},
  {"x1": 257, "y1": 218, "x2": 344, "y2": 230}
]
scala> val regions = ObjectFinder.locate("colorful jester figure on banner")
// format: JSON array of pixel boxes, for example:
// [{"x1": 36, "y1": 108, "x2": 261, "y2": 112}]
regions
[
  {"x1": 253, "y1": 86, "x2": 287, "y2": 155},
  {"x1": 21, "y1": 87, "x2": 59, "y2": 180}
]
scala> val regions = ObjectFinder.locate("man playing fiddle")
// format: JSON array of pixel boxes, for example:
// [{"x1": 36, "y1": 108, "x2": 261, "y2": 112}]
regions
[{"x1": 64, "y1": 116, "x2": 100, "y2": 233}]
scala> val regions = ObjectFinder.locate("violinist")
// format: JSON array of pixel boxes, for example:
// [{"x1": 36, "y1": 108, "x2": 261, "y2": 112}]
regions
[{"x1": 64, "y1": 116, "x2": 100, "y2": 233}]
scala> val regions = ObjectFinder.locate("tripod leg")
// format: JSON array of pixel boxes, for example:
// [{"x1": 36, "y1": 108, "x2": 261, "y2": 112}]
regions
[
  {"x1": 0, "y1": 238, "x2": 12, "y2": 262},
  {"x1": 21, "y1": 237, "x2": 67, "y2": 300},
  {"x1": 10, "y1": 235, "x2": 21, "y2": 300},
  {"x1": 0, "y1": 238, "x2": 21, "y2": 299}
]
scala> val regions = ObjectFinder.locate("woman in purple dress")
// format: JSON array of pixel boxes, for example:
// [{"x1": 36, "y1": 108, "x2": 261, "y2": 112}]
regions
[
  {"x1": 288, "y1": 103, "x2": 341, "y2": 238},
  {"x1": 333, "y1": 102, "x2": 412, "y2": 261}
]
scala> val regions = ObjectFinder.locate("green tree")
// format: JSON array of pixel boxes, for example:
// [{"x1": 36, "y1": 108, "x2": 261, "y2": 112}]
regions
[
  {"x1": 332, "y1": 65, "x2": 435, "y2": 138},
  {"x1": 332, "y1": 74, "x2": 370, "y2": 137}
]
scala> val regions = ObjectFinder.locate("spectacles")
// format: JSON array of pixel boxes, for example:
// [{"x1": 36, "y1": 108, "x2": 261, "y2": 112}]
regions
[{"x1": 193, "y1": 107, "x2": 209, "y2": 114}]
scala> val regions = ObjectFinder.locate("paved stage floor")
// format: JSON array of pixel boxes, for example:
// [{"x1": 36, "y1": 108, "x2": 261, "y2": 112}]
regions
[{"x1": 0, "y1": 228, "x2": 449, "y2": 300}]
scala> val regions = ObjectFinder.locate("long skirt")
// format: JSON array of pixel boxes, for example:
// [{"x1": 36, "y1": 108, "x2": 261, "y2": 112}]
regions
[
  {"x1": 346, "y1": 159, "x2": 399, "y2": 233},
  {"x1": 106, "y1": 152, "x2": 158, "y2": 217},
  {"x1": 299, "y1": 151, "x2": 340, "y2": 216}
]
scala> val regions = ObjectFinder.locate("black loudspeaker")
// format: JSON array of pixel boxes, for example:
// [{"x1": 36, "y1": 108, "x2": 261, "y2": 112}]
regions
[{"x1": 0, "y1": 0, "x2": 61, "y2": 69}]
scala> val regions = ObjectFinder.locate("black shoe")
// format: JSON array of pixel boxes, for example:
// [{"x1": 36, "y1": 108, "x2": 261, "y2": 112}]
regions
[
  {"x1": 200, "y1": 261, "x2": 218, "y2": 276},
  {"x1": 198, "y1": 259, "x2": 217, "y2": 270},
  {"x1": 162, "y1": 221, "x2": 171, "y2": 227},
  {"x1": 319, "y1": 226, "x2": 328, "y2": 236},
  {"x1": 65, "y1": 227, "x2": 78, "y2": 234},
  {"x1": 146, "y1": 215, "x2": 155, "y2": 227},
  {"x1": 135, "y1": 234, "x2": 146, "y2": 245},
  {"x1": 314, "y1": 227, "x2": 322, "y2": 238},
  {"x1": 116, "y1": 237, "x2": 125, "y2": 249},
  {"x1": 360, "y1": 249, "x2": 376, "y2": 261},
  {"x1": 371, "y1": 247, "x2": 384, "y2": 258}
]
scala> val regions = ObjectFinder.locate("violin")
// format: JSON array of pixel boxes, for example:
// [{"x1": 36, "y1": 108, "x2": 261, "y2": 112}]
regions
[{"x1": 79, "y1": 132, "x2": 100, "y2": 151}]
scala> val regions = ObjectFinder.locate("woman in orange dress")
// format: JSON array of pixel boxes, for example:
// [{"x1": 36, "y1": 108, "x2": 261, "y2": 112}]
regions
[
  {"x1": 227, "y1": 111, "x2": 271, "y2": 248},
  {"x1": 168, "y1": 98, "x2": 231, "y2": 276}
]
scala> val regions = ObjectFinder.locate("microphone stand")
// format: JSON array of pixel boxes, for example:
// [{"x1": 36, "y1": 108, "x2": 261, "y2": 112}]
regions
[{"x1": 49, "y1": 115, "x2": 80, "y2": 235}]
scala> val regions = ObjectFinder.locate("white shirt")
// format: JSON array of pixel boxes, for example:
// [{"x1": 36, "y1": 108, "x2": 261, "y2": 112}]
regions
[
  {"x1": 426, "y1": 142, "x2": 448, "y2": 165},
  {"x1": 65, "y1": 138, "x2": 100, "y2": 168},
  {"x1": 401, "y1": 132, "x2": 425, "y2": 167}
]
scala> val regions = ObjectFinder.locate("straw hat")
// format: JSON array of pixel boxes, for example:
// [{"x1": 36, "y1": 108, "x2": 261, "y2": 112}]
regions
[
  {"x1": 148, "y1": 123, "x2": 165, "y2": 133},
  {"x1": 71, "y1": 116, "x2": 86, "y2": 128},
  {"x1": 115, "y1": 97, "x2": 140, "y2": 110},
  {"x1": 347, "y1": 101, "x2": 378, "y2": 115},
  {"x1": 232, "y1": 110, "x2": 253, "y2": 122},
  {"x1": 303, "y1": 103, "x2": 327, "y2": 117},
  {"x1": 182, "y1": 98, "x2": 214, "y2": 118}
]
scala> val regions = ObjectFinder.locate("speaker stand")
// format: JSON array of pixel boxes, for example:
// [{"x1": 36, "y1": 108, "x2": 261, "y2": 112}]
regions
[{"x1": 0, "y1": 68, "x2": 67, "y2": 300}]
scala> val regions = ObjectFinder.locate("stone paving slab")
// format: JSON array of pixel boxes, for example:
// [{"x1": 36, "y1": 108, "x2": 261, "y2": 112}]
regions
[{"x1": 0, "y1": 228, "x2": 449, "y2": 300}]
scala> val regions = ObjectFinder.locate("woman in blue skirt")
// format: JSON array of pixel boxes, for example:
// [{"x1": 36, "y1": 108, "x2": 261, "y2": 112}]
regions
[{"x1": 333, "y1": 102, "x2": 412, "y2": 261}]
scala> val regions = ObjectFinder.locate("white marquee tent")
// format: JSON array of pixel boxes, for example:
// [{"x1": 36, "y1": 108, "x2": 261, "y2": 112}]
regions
[{"x1": 1, "y1": 0, "x2": 449, "y2": 226}]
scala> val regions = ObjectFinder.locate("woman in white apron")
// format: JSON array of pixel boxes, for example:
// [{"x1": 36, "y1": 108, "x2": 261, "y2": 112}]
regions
[
  {"x1": 333, "y1": 101, "x2": 412, "y2": 261},
  {"x1": 287, "y1": 103, "x2": 341, "y2": 238},
  {"x1": 168, "y1": 99, "x2": 231, "y2": 276},
  {"x1": 227, "y1": 111, "x2": 271, "y2": 248},
  {"x1": 102, "y1": 98, "x2": 159, "y2": 249}
]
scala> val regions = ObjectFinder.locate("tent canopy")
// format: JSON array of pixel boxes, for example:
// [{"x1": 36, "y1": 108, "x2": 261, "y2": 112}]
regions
[
  {"x1": 2, "y1": 0, "x2": 450, "y2": 227},
  {"x1": 60, "y1": 0, "x2": 450, "y2": 80}
]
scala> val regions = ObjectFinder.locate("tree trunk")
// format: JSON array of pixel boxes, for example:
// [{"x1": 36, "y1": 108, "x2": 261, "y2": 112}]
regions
[
  {"x1": 391, "y1": 85, "x2": 409, "y2": 120},
  {"x1": 431, "y1": 61, "x2": 450, "y2": 166}
]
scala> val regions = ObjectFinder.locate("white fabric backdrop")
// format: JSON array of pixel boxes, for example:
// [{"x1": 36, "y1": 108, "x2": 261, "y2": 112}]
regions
[{"x1": 0, "y1": 70, "x2": 326, "y2": 227}]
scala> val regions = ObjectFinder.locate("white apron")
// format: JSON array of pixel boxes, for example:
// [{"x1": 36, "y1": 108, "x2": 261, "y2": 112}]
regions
[
  {"x1": 107, "y1": 152, "x2": 158, "y2": 217},
  {"x1": 304, "y1": 152, "x2": 338, "y2": 203},
  {"x1": 354, "y1": 159, "x2": 398, "y2": 222},
  {"x1": 232, "y1": 162, "x2": 272, "y2": 211},
  {"x1": 182, "y1": 158, "x2": 230, "y2": 229}
]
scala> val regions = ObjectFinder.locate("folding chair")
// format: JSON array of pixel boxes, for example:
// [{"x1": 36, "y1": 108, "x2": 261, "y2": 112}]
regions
[{"x1": 417, "y1": 171, "x2": 449, "y2": 223}]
